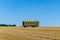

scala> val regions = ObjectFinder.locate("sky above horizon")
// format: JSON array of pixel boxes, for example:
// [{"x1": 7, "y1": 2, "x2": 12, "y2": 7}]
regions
[{"x1": 0, "y1": 0, "x2": 60, "y2": 26}]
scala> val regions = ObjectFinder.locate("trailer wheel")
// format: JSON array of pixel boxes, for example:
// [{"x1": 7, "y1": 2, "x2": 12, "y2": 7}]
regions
[{"x1": 24, "y1": 26, "x2": 26, "y2": 27}]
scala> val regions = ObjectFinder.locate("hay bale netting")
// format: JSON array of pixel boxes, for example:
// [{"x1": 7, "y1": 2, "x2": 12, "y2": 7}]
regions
[{"x1": 22, "y1": 20, "x2": 39, "y2": 27}]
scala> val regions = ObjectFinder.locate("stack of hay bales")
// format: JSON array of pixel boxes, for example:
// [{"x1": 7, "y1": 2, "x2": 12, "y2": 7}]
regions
[{"x1": 22, "y1": 20, "x2": 39, "y2": 27}]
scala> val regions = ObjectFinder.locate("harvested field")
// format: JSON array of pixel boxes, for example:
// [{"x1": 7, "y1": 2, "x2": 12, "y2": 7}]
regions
[{"x1": 0, "y1": 27, "x2": 60, "y2": 40}]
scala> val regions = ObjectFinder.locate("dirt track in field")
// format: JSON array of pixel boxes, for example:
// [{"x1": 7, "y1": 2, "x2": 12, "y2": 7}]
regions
[{"x1": 0, "y1": 27, "x2": 60, "y2": 40}]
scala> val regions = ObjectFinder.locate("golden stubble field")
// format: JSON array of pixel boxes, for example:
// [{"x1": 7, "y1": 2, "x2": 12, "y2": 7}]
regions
[{"x1": 0, "y1": 27, "x2": 60, "y2": 40}]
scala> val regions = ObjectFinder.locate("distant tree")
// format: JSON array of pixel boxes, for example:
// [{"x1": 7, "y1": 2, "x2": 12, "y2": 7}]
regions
[
  {"x1": 10, "y1": 24, "x2": 16, "y2": 27},
  {"x1": 0, "y1": 24, "x2": 16, "y2": 27}
]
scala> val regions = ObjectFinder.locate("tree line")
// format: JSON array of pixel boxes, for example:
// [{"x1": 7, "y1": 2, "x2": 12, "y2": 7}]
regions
[{"x1": 0, "y1": 24, "x2": 16, "y2": 27}]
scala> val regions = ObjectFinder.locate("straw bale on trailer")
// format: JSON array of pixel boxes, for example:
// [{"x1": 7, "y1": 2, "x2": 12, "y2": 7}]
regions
[{"x1": 22, "y1": 20, "x2": 39, "y2": 27}]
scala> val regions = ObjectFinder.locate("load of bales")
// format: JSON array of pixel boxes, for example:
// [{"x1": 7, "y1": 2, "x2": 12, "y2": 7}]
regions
[{"x1": 22, "y1": 20, "x2": 39, "y2": 27}]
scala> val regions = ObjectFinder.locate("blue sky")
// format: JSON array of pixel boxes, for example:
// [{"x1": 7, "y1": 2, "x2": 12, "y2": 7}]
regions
[{"x1": 0, "y1": 0, "x2": 60, "y2": 26}]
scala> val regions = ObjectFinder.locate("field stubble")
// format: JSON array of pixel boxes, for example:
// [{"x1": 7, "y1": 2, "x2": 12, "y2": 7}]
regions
[{"x1": 0, "y1": 27, "x2": 59, "y2": 40}]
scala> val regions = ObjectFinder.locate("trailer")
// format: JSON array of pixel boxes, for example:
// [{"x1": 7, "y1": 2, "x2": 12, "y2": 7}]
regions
[{"x1": 22, "y1": 20, "x2": 39, "y2": 27}]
